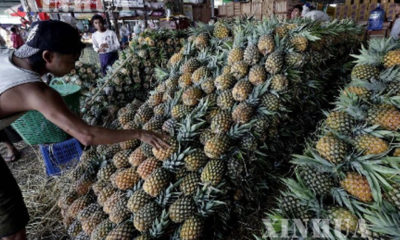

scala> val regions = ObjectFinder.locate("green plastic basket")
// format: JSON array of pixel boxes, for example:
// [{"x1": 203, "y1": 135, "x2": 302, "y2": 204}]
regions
[{"x1": 11, "y1": 80, "x2": 81, "y2": 145}]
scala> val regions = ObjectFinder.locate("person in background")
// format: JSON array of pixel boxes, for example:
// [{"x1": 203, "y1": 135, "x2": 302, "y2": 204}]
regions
[
  {"x1": 302, "y1": 3, "x2": 330, "y2": 22},
  {"x1": 10, "y1": 27, "x2": 24, "y2": 49},
  {"x1": 390, "y1": 14, "x2": 400, "y2": 40},
  {"x1": 91, "y1": 15, "x2": 120, "y2": 75},
  {"x1": 291, "y1": 4, "x2": 303, "y2": 19},
  {"x1": 119, "y1": 24, "x2": 130, "y2": 49},
  {"x1": 0, "y1": 34, "x2": 5, "y2": 47}
]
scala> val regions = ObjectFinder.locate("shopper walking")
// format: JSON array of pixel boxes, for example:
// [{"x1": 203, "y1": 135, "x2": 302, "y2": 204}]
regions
[
  {"x1": 0, "y1": 20, "x2": 167, "y2": 240},
  {"x1": 91, "y1": 15, "x2": 120, "y2": 75},
  {"x1": 10, "y1": 27, "x2": 24, "y2": 49}
]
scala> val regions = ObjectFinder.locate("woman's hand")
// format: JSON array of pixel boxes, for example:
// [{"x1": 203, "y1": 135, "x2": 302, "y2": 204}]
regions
[{"x1": 138, "y1": 130, "x2": 170, "y2": 150}]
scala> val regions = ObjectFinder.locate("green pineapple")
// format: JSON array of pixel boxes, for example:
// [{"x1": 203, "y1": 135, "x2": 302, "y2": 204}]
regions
[
  {"x1": 184, "y1": 149, "x2": 208, "y2": 171},
  {"x1": 265, "y1": 51, "x2": 283, "y2": 74},
  {"x1": 204, "y1": 136, "x2": 230, "y2": 159},
  {"x1": 210, "y1": 111, "x2": 232, "y2": 134},
  {"x1": 249, "y1": 65, "x2": 267, "y2": 86},
  {"x1": 298, "y1": 167, "x2": 334, "y2": 196},
  {"x1": 127, "y1": 189, "x2": 153, "y2": 214},
  {"x1": 143, "y1": 168, "x2": 172, "y2": 197},
  {"x1": 105, "y1": 221, "x2": 135, "y2": 240},
  {"x1": 217, "y1": 90, "x2": 235, "y2": 110},
  {"x1": 201, "y1": 159, "x2": 226, "y2": 186},
  {"x1": 133, "y1": 202, "x2": 161, "y2": 232},
  {"x1": 180, "y1": 216, "x2": 203, "y2": 240},
  {"x1": 90, "y1": 219, "x2": 115, "y2": 240},
  {"x1": 180, "y1": 173, "x2": 201, "y2": 196},
  {"x1": 232, "y1": 80, "x2": 252, "y2": 101}
]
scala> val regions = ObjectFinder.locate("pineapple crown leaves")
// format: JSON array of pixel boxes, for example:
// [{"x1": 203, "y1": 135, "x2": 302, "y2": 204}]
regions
[
  {"x1": 156, "y1": 181, "x2": 182, "y2": 208},
  {"x1": 149, "y1": 209, "x2": 170, "y2": 238},
  {"x1": 189, "y1": 22, "x2": 213, "y2": 36},
  {"x1": 194, "y1": 183, "x2": 226, "y2": 217},
  {"x1": 281, "y1": 177, "x2": 316, "y2": 202},
  {"x1": 361, "y1": 203, "x2": 400, "y2": 238},
  {"x1": 162, "y1": 147, "x2": 191, "y2": 172},
  {"x1": 227, "y1": 120, "x2": 257, "y2": 139},
  {"x1": 352, "y1": 38, "x2": 400, "y2": 66},
  {"x1": 127, "y1": 180, "x2": 144, "y2": 196},
  {"x1": 329, "y1": 188, "x2": 362, "y2": 216},
  {"x1": 292, "y1": 30, "x2": 320, "y2": 42},
  {"x1": 291, "y1": 149, "x2": 340, "y2": 175}
]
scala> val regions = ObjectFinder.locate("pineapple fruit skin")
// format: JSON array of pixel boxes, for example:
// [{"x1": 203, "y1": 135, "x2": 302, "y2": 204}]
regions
[
  {"x1": 316, "y1": 135, "x2": 348, "y2": 164},
  {"x1": 180, "y1": 216, "x2": 204, "y2": 240},
  {"x1": 340, "y1": 172, "x2": 373, "y2": 202}
]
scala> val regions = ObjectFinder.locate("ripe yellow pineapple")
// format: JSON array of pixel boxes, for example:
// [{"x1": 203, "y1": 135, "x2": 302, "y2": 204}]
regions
[
  {"x1": 201, "y1": 159, "x2": 226, "y2": 186},
  {"x1": 367, "y1": 104, "x2": 400, "y2": 131},
  {"x1": 110, "y1": 167, "x2": 140, "y2": 190},
  {"x1": 179, "y1": 73, "x2": 193, "y2": 89},
  {"x1": 316, "y1": 135, "x2": 348, "y2": 163},
  {"x1": 342, "y1": 86, "x2": 371, "y2": 99},
  {"x1": 103, "y1": 191, "x2": 125, "y2": 214},
  {"x1": 133, "y1": 202, "x2": 161, "y2": 232},
  {"x1": 244, "y1": 42, "x2": 261, "y2": 66},
  {"x1": 222, "y1": 65, "x2": 231, "y2": 75},
  {"x1": 112, "y1": 150, "x2": 131, "y2": 169},
  {"x1": 191, "y1": 66, "x2": 209, "y2": 84},
  {"x1": 96, "y1": 185, "x2": 116, "y2": 207},
  {"x1": 354, "y1": 134, "x2": 389, "y2": 155},
  {"x1": 169, "y1": 196, "x2": 196, "y2": 223},
  {"x1": 134, "y1": 105, "x2": 153, "y2": 126},
  {"x1": 194, "y1": 33, "x2": 208, "y2": 49},
  {"x1": 109, "y1": 198, "x2": 130, "y2": 224},
  {"x1": 90, "y1": 219, "x2": 115, "y2": 240},
  {"x1": 213, "y1": 22, "x2": 230, "y2": 39},
  {"x1": 258, "y1": 35, "x2": 275, "y2": 56},
  {"x1": 127, "y1": 189, "x2": 152, "y2": 214},
  {"x1": 290, "y1": 35, "x2": 308, "y2": 52},
  {"x1": 143, "y1": 168, "x2": 172, "y2": 197},
  {"x1": 215, "y1": 73, "x2": 235, "y2": 91},
  {"x1": 182, "y1": 87, "x2": 203, "y2": 106},
  {"x1": 275, "y1": 25, "x2": 288, "y2": 38},
  {"x1": 204, "y1": 135, "x2": 230, "y2": 159},
  {"x1": 325, "y1": 111, "x2": 355, "y2": 135},
  {"x1": 230, "y1": 61, "x2": 249, "y2": 79},
  {"x1": 181, "y1": 58, "x2": 201, "y2": 74},
  {"x1": 232, "y1": 80, "x2": 252, "y2": 101},
  {"x1": 128, "y1": 148, "x2": 147, "y2": 167},
  {"x1": 328, "y1": 207, "x2": 359, "y2": 233},
  {"x1": 66, "y1": 195, "x2": 93, "y2": 219},
  {"x1": 340, "y1": 172, "x2": 372, "y2": 202},
  {"x1": 261, "y1": 93, "x2": 280, "y2": 111},
  {"x1": 383, "y1": 50, "x2": 400, "y2": 68},
  {"x1": 152, "y1": 138, "x2": 178, "y2": 161},
  {"x1": 184, "y1": 149, "x2": 208, "y2": 171},
  {"x1": 265, "y1": 52, "x2": 283, "y2": 74},
  {"x1": 147, "y1": 92, "x2": 164, "y2": 107},
  {"x1": 180, "y1": 216, "x2": 203, "y2": 240},
  {"x1": 249, "y1": 65, "x2": 267, "y2": 86},
  {"x1": 105, "y1": 221, "x2": 135, "y2": 240},
  {"x1": 351, "y1": 64, "x2": 380, "y2": 80},
  {"x1": 201, "y1": 78, "x2": 215, "y2": 94},
  {"x1": 171, "y1": 105, "x2": 193, "y2": 120},
  {"x1": 232, "y1": 102, "x2": 254, "y2": 124},
  {"x1": 82, "y1": 210, "x2": 107, "y2": 235},
  {"x1": 137, "y1": 157, "x2": 162, "y2": 180},
  {"x1": 120, "y1": 139, "x2": 139, "y2": 150},
  {"x1": 118, "y1": 111, "x2": 135, "y2": 126}
]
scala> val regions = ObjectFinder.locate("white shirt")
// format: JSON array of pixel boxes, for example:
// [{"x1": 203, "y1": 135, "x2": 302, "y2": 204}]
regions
[
  {"x1": 390, "y1": 18, "x2": 400, "y2": 40},
  {"x1": 303, "y1": 10, "x2": 330, "y2": 22},
  {"x1": 92, "y1": 29, "x2": 120, "y2": 54}
]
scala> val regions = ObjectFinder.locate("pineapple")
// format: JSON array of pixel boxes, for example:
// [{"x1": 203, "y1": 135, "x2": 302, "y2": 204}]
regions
[
  {"x1": 222, "y1": 65, "x2": 231, "y2": 75},
  {"x1": 213, "y1": 22, "x2": 230, "y2": 39},
  {"x1": 194, "y1": 33, "x2": 208, "y2": 50},
  {"x1": 316, "y1": 135, "x2": 348, "y2": 164},
  {"x1": 110, "y1": 167, "x2": 140, "y2": 190},
  {"x1": 90, "y1": 219, "x2": 115, "y2": 240},
  {"x1": 261, "y1": 93, "x2": 280, "y2": 111},
  {"x1": 169, "y1": 196, "x2": 196, "y2": 223},
  {"x1": 298, "y1": 167, "x2": 334, "y2": 196},
  {"x1": 120, "y1": 139, "x2": 139, "y2": 150},
  {"x1": 162, "y1": 118, "x2": 177, "y2": 136},
  {"x1": 351, "y1": 64, "x2": 380, "y2": 80},
  {"x1": 191, "y1": 66, "x2": 209, "y2": 84},
  {"x1": 154, "y1": 103, "x2": 167, "y2": 117},
  {"x1": 66, "y1": 195, "x2": 93, "y2": 219},
  {"x1": 134, "y1": 104, "x2": 153, "y2": 126},
  {"x1": 184, "y1": 149, "x2": 208, "y2": 171},
  {"x1": 383, "y1": 50, "x2": 400, "y2": 68},
  {"x1": 102, "y1": 144, "x2": 122, "y2": 159},
  {"x1": 105, "y1": 221, "x2": 135, "y2": 240},
  {"x1": 168, "y1": 52, "x2": 184, "y2": 67},
  {"x1": 199, "y1": 129, "x2": 215, "y2": 145},
  {"x1": 141, "y1": 143, "x2": 154, "y2": 158},
  {"x1": 112, "y1": 150, "x2": 131, "y2": 169},
  {"x1": 180, "y1": 216, "x2": 203, "y2": 240},
  {"x1": 290, "y1": 35, "x2": 308, "y2": 52},
  {"x1": 354, "y1": 134, "x2": 389, "y2": 155},
  {"x1": 96, "y1": 185, "x2": 116, "y2": 206},
  {"x1": 244, "y1": 41, "x2": 261, "y2": 65},
  {"x1": 210, "y1": 111, "x2": 232, "y2": 134},
  {"x1": 386, "y1": 82, "x2": 400, "y2": 96},
  {"x1": 127, "y1": 189, "x2": 153, "y2": 214},
  {"x1": 182, "y1": 87, "x2": 203, "y2": 106},
  {"x1": 103, "y1": 191, "x2": 125, "y2": 214},
  {"x1": 201, "y1": 78, "x2": 215, "y2": 94},
  {"x1": 152, "y1": 138, "x2": 178, "y2": 161},
  {"x1": 142, "y1": 116, "x2": 164, "y2": 132},
  {"x1": 215, "y1": 73, "x2": 235, "y2": 91},
  {"x1": 171, "y1": 105, "x2": 193, "y2": 120},
  {"x1": 82, "y1": 210, "x2": 107, "y2": 235},
  {"x1": 325, "y1": 111, "x2": 355, "y2": 135},
  {"x1": 340, "y1": 172, "x2": 373, "y2": 202},
  {"x1": 77, "y1": 203, "x2": 101, "y2": 222},
  {"x1": 180, "y1": 173, "x2": 201, "y2": 196},
  {"x1": 328, "y1": 207, "x2": 359, "y2": 233},
  {"x1": 129, "y1": 148, "x2": 147, "y2": 167},
  {"x1": 228, "y1": 48, "x2": 244, "y2": 65},
  {"x1": 133, "y1": 202, "x2": 161, "y2": 232},
  {"x1": 135, "y1": 235, "x2": 151, "y2": 240},
  {"x1": 201, "y1": 159, "x2": 226, "y2": 186},
  {"x1": 386, "y1": 183, "x2": 400, "y2": 210},
  {"x1": 249, "y1": 65, "x2": 267, "y2": 86},
  {"x1": 265, "y1": 52, "x2": 283, "y2": 74},
  {"x1": 257, "y1": 35, "x2": 274, "y2": 56},
  {"x1": 165, "y1": 75, "x2": 179, "y2": 89},
  {"x1": 239, "y1": 134, "x2": 257, "y2": 151},
  {"x1": 68, "y1": 220, "x2": 82, "y2": 238},
  {"x1": 179, "y1": 73, "x2": 193, "y2": 89},
  {"x1": 147, "y1": 92, "x2": 164, "y2": 107},
  {"x1": 367, "y1": 104, "x2": 400, "y2": 131},
  {"x1": 204, "y1": 135, "x2": 230, "y2": 159},
  {"x1": 109, "y1": 198, "x2": 130, "y2": 224},
  {"x1": 118, "y1": 111, "x2": 136, "y2": 126},
  {"x1": 342, "y1": 86, "x2": 371, "y2": 99},
  {"x1": 280, "y1": 195, "x2": 313, "y2": 220},
  {"x1": 231, "y1": 61, "x2": 249, "y2": 79},
  {"x1": 232, "y1": 102, "x2": 254, "y2": 124},
  {"x1": 232, "y1": 80, "x2": 252, "y2": 101},
  {"x1": 393, "y1": 148, "x2": 400, "y2": 157},
  {"x1": 137, "y1": 157, "x2": 162, "y2": 180},
  {"x1": 143, "y1": 168, "x2": 172, "y2": 197},
  {"x1": 75, "y1": 173, "x2": 95, "y2": 195},
  {"x1": 181, "y1": 58, "x2": 200, "y2": 74},
  {"x1": 285, "y1": 52, "x2": 305, "y2": 69},
  {"x1": 76, "y1": 232, "x2": 90, "y2": 240},
  {"x1": 270, "y1": 74, "x2": 288, "y2": 92},
  {"x1": 275, "y1": 25, "x2": 288, "y2": 38}
]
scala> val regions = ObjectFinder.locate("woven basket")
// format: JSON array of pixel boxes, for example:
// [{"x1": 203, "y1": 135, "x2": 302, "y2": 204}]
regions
[{"x1": 11, "y1": 80, "x2": 81, "y2": 145}]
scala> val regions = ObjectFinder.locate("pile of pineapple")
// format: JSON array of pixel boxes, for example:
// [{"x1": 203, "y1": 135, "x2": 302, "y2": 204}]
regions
[
  {"x1": 258, "y1": 38, "x2": 400, "y2": 239},
  {"x1": 58, "y1": 18, "x2": 364, "y2": 240},
  {"x1": 81, "y1": 29, "x2": 187, "y2": 127},
  {"x1": 63, "y1": 61, "x2": 101, "y2": 95}
]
